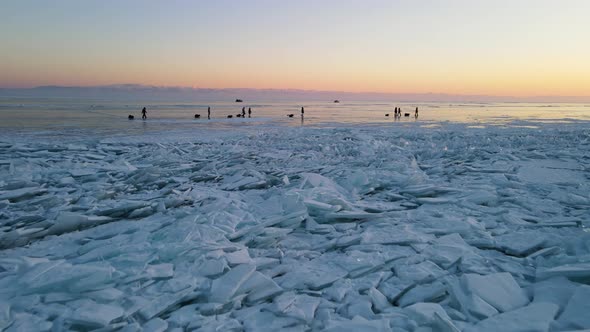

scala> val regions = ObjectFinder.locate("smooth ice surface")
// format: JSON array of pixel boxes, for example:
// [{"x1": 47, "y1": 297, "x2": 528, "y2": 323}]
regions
[{"x1": 1, "y1": 120, "x2": 589, "y2": 331}]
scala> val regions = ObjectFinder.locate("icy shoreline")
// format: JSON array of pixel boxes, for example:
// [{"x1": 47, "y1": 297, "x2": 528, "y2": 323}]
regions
[{"x1": 1, "y1": 122, "x2": 589, "y2": 331}]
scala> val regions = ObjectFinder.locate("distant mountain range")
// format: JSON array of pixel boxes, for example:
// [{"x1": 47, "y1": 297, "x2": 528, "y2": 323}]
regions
[{"x1": 1, "y1": 84, "x2": 589, "y2": 103}]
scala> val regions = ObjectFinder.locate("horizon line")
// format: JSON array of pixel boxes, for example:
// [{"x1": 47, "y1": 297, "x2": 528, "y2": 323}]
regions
[{"x1": 2, "y1": 83, "x2": 590, "y2": 100}]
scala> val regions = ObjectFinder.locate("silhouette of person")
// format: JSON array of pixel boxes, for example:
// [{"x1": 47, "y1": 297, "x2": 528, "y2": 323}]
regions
[
  {"x1": 141, "y1": 107, "x2": 147, "y2": 120},
  {"x1": 415, "y1": 107, "x2": 419, "y2": 118},
  {"x1": 248, "y1": 107, "x2": 252, "y2": 117},
  {"x1": 242, "y1": 107, "x2": 246, "y2": 117},
  {"x1": 394, "y1": 107, "x2": 397, "y2": 117},
  {"x1": 301, "y1": 107, "x2": 305, "y2": 117},
  {"x1": 208, "y1": 106, "x2": 211, "y2": 119}
]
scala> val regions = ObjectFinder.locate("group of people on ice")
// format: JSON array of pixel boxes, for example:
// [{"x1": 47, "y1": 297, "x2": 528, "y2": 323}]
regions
[
  {"x1": 134, "y1": 105, "x2": 418, "y2": 121},
  {"x1": 391, "y1": 107, "x2": 419, "y2": 118}
]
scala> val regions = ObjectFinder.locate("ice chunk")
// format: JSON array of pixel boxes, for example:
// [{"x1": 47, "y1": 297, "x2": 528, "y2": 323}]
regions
[
  {"x1": 128, "y1": 206, "x2": 154, "y2": 218},
  {"x1": 464, "y1": 302, "x2": 558, "y2": 332},
  {"x1": 329, "y1": 250, "x2": 392, "y2": 277},
  {"x1": 225, "y1": 249, "x2": 253, "y2": 266},
  {"x1": 518, "y1": 160, "x2": 585, "y2": 185},
  {"x1": 536, "y1": 263, "x2": 590, "y2": 282},
  {"x1": 368, "y1": 287, "x2": 390, "y2": 313},
  {"x1": 118, "y1": 323, "x2": 141, "y2": 332},
  {"x1": 252, "y1": 257, "x2": 279, "y2": 269},
  {"x1": 324, "y1": 210, "x2": 379, "y2": 221},
  {"x1": 394, "y1": 260, "x2": 446, "y2": 282},
  {"x1": 397, "y1": 281, "x2": 447, "y2": 307},
  {"x1": 47, "y1": 213, "x2": 113, "y2": 236},
  {"x1": 96, "y1": 201, "x2": 147, "y2": 218},
  {"x1": 236, "y1": 271, "x2": 283, "y2": 303},
  {"x1": 401, "y1": 184, "x2": 459, "y2": 197},
  {"x1": 0, "y1": 187, "x2": 47, "y2": 202},
  {"x1": 323, "y1": 279, "x2": 353, "y2": 302},
  {"x1": 304, "y1": 199, "x2": 340, "y2": 212},
  {"x1": 70, "y1": 169, "x2": 95, "y2": 177},
  {"x1": 346, "y1": 295, "x2": 374, "y2": 319},
  {"x1": 0, "y1": 230, "x2": 43, "y2": 250},
  {"x1": 42, "y1": 292, "x2": 76, "y2": 303},
  {"x1": 278, "y1": 259, "x2": 348, "y2": 291},
  {"x1": 142, "y1": 318, "x2": 168, "y2": 332},
  {"x1": 164, "y1": 304, "x2": 199, "y2": 329},
  {"x1": 533, "y1": 277, "x2": 578, "y2": 312},
  {"x1": 3, "y1": 312, "x2": 52, "y2": 331},
  {"x1": 68, "y1": 301, "x2": 125, "y2": 328},
  {"x1": 448, "y1": 272, "x2": 529, "y2": 321},
  {"x1": 191, "y1": 315, "x2": 243, "y2": 331},
  {"x1": 197, "y1": 259, "x2": 228, "y2": 277},
  {"x1": 46, "y1": 213, "x2": 88, "y2": 235},
  {"x1": 209, "y1": 264, "x2": 256, "y2": 303},
  {"x1": 272, "y1": 292, "x2": 320, "y2": 323},
  {"x1": 67, "y1": 144, "x2": 88, "y2": 151},
  {"x1": 0, "y1": 302, "x2": 10, "y2": 328},
  {"x1": 67, "y1": 265, "x2": 116, "y2": 293},
  {"x1": 527, "y1": 246, "x2": 561, "y2": 260},
  {"x1": 422, "y1": 233, "x2": 472, "y2": 268},
  {"x1": 138, "y1": 289, "x2": 194, "y2": 320},
  {"x1": 554, "y1": 285, "x2": 590, "y2": 330},
  {"x1": 145, "y1": 263, "x2": 174, "y2": 279},
  {"x1": 495, "y1": 231, "x2": 546, "y2": 256},
  {"x1": 85, "y1": 288, "x2": 125, "y2": 302},
  {"x1": 462, "y1": 273, "x2": 529, "y2": 312},
  {"x1": 13, "y1": 226, "x2": 43, "y2": 237},
  {"x1": 416, "y1": 197, "x2": 454, "y2": 204},
  {"x1": 228, "y1": 210, "x2": 306, "y2": 240},
  {"x1": 405, "y1": 302, "x2": 459, "y2": 331},
  {"x1": 362, "y1": 225, "x2": 434, "y2": 245},
  {"x1": 301, "y1": 172, "x2": 347, "y2": 191},
  {"x1": 323, "y1": 315, "x2": 391, "y2": 332},
  {"x1": 18, "y1": 260, "x2": 68, "y2": 289},
  {"x1": 377, "y1": 276, "x2": 414, "y2": 303},
  {"x1": 240, "y1": 309, "x2": 303, "y2": 331}
]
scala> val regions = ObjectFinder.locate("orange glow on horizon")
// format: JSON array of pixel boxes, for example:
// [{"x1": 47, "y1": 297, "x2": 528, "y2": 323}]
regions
[
  {"x1": 3, "y1": 50, "x2": 589, "y2": 97},
  {"x1": 2, "y1": 1, "x2": 590, "y2": 98}
]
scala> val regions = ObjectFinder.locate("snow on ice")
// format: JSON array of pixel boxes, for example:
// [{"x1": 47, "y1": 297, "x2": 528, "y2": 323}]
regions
[{"x1": 0, "y1": 122, "x2": 589, "y2": 331}]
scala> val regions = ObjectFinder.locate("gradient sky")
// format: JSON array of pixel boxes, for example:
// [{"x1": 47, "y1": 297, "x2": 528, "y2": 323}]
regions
[{"x1": 1, "y1": 0, "x2": 589, "y2": 96}]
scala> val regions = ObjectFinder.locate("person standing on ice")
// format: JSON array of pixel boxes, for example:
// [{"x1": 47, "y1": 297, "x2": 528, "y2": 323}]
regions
[
  {"x1": 415, "y1": 107, "x2": 419, "y2": 118},
  {"x1": 207, "y1": 106, "x2": 211, "y2": 119},
  {"x1": 242, "y1": 107, "x2": 246, "y2": 117},
  {"x1": 301, "y1": 107, "x2": 305, "y2": 118},
  {"x1": 141, "y1": 107, "x2": 147, "y2": 120},
  {"x1": 248, "y1": 107, "x2": 252, "y2": 117}
]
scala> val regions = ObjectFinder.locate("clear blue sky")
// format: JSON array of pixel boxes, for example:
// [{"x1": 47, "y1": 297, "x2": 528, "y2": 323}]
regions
[{"x1": 1, "y1": 0, "x2": 589, "y2": 96}]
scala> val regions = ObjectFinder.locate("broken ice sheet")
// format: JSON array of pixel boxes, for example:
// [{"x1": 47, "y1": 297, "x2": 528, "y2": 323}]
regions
[{"x1": 1, "y1": 122, "x2": 589, "y2": 331}]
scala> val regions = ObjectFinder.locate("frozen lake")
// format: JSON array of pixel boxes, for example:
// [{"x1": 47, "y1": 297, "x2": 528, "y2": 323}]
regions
[
  {"x1": 0, "y1": 100, "x2": 589, "y2": 331},
  {"x1": 2, "y1": 98, "x2": 590, "y2": 135}
]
